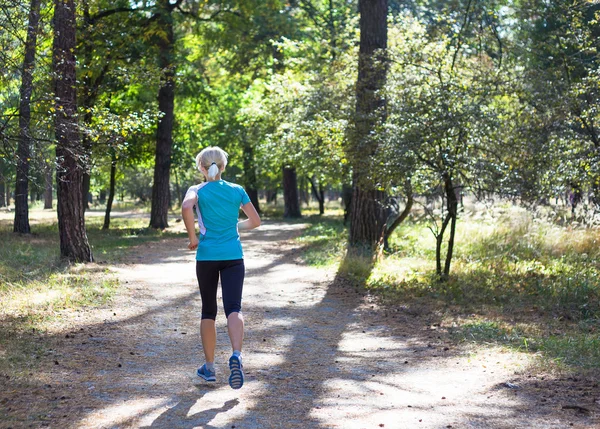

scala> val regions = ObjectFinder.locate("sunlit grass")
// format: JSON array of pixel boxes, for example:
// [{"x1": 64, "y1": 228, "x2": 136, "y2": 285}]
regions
[
  {"x1": 295, "y1": 214, "x2": 347, "y2": 267},
  {"x1": 0, "y1": 211, "x2": 186, "y2": 379},
  {"x1": 0, "y1": 212, "x2": 183, "y2": 377},
  {"x1": 296, "y1": 205, "x2": 600, "y2": 369}
]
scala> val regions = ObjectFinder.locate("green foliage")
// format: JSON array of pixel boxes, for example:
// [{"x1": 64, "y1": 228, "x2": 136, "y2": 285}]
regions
[{"x1": 300, "y1": 204, "x2": 600, "y2": 368}]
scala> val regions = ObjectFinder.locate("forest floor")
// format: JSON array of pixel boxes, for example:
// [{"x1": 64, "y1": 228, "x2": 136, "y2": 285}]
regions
[{"x1": 1, "y1": 218, "x2": 599, "y2": 428}]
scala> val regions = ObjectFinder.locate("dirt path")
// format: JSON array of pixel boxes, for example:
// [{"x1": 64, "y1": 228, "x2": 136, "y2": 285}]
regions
[{"x1": 2, "y1": 221, "x2": 599, "y2": 428}]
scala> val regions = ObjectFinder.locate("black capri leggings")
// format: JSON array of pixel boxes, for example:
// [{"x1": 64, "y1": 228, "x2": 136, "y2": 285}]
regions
[{"x1": 196, "y1": 259, "x2": 245, "y2": 320}]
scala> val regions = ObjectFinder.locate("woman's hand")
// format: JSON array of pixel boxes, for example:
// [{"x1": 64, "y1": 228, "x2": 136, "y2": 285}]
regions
[{"x1": 188, "y1": 236, "x2": 199, "y2": 250}]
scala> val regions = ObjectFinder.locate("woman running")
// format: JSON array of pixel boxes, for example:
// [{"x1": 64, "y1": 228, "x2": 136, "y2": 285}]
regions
[{"x1": 181, "y1": 146, "x2": 261, "y2": 389}]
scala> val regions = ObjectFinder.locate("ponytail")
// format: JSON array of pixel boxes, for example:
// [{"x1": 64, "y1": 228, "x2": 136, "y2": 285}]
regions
[{"x1": 207, "y1": 162, "x2": 219, "y2": 180}]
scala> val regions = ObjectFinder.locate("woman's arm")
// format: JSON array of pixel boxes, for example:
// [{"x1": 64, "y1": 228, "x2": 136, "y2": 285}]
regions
[
  {"x1": 182, "y1": 187, "x2": 199, "y2": 250},
  {"x1": 238, "y1": 202, "x2": 261, "y2": 231}
]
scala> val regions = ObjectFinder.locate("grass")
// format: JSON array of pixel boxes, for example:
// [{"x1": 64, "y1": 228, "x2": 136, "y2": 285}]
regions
[
  {"x1": 295, "y1": 203, "x2": 600, "y2": 370},
  {"x1": 294, "y1": 211, "x2": 347, "y2": 267},
  {"x1": 0, "y1": 208, "x2": 183, "y2": 378}
]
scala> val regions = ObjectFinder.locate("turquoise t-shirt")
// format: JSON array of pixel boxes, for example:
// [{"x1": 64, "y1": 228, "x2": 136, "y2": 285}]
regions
[{"x1": 192, "y1": 180, "x2": 251, "y2": 261}]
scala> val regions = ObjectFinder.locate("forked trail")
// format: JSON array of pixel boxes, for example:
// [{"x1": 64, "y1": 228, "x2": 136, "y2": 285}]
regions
[{"x1": 3, "y1": 222, "x2": 598, "y2": 428}]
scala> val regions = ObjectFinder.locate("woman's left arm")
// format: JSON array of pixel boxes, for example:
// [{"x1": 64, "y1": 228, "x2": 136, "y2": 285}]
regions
[{"x1": 182, "y1": 187, "x2": 199, "y2": 250}]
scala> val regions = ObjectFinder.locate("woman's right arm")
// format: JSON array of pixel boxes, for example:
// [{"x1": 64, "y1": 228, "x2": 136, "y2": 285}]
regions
[
  {"x1": 238, "y1": 202, "x2": 261, "y2": 231},
  {"x1": 182, "y1": 187, "x2": 199, "y2": 250}
]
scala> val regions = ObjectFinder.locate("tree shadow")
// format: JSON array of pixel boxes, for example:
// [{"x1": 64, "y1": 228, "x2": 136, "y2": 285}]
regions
[
  {"x1": 3, "y1": 222, "x2": 599, "y2": 428},
  {"x1": 143, "y1": 397, "x2": 240, "y2": 429}
]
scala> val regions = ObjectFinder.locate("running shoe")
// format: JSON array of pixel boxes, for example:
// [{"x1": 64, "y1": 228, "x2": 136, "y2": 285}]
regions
[
  {"x1": 228, "y1": 354, "x2": 244, "y2": 389},
  {"x1": 197, "y1": 364, "x2": 216, "y2": 382}
]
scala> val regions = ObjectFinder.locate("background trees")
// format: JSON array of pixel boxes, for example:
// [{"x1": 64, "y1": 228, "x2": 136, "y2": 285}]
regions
[{"x1": 0, "y1": 0, "x2": 598, "y2": 274}]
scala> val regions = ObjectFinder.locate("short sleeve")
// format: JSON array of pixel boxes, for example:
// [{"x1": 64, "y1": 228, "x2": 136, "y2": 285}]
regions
[
  {"x1": 184, "y1": 185, "x2": 199, "y2": 201},
  {"x1": 239, "y1": 186, "x2": 251, "y2": 205}
]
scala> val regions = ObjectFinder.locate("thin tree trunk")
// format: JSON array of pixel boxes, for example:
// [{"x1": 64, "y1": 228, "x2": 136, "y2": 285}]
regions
[
  {"x1": 383, "y1": 181, "x2": 413, "y2": 251},
  {"x1": 44, "y1": 163, "x2": 53, "y2": 209},
  {"x1": 53, "y1": 0, "x2": 93, "y2": 262},
  {"x1": 299, "y1": 176, "x2": 309, "y2": 206},
  {"x1": 80, "y1": 1, "x2": 110, "y2": 212},
  {"x1": 435, "y1": 213, "x2": 451, "y2": 277},
  {"x1": 443, "y1": 174, "x2": 458, "y2": 278},
  {"x1": 348, "y1": 0, "x2": 388, "y2": 254},
  {"x1": 103, "y1": 152, "x2": 117, "y2": 230},
  {"x1": 282, "y1": 165, "x2": 301, "y2": 218},
  {"x1": 174, "y1": 167, "x2": 183, "y2": 206},
  {"x1": 0, "y1": 181, "x2": 5, "y2": 208},
  {"x1": 149, "y1": 0, "x2": 175, "y2": 229},
  {"x1": 266, "y1": 189, "x2": 277, "y2": 204},
  {"x1": 14, "y1": 0, "x2": 41, "y2": 234},
  {"x1": 82, "y1": 173, "x2": 91, "y2": 211},
  {"x1": 318, "y1": 181, "x2": 325, "y2": 214},
  {"x1": 309, "y1": 176, "x2": 325, "y2": 215}
]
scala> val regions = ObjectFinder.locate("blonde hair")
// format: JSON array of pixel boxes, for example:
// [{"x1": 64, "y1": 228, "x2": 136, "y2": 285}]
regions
[{"x1": 195, "y1": 146, "x2": 228, "y2": 180}]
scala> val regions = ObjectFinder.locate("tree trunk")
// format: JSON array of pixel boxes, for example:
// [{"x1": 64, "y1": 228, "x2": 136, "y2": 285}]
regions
[
  {"x1": 174, "y1": 167, "x2": 182, "y2": 206},
  {"x1": 82, "y1": 172, "x2": 91, "y2": 211},
  {"x1": 266, "y1": 189, "x2": 277, "y2": 204},
  {"x1": 318, "y1": 181, "x2": 325, "y2": 214},
  {"x1": 350, "y1": 184, "x2": 386, "y2": 254},
  {"x1": 383, "y1": 180, "x2": 413, "y2": 251},
  {"x1": 242, "y1": 136, "x2": 260, "y2": 213},
  {"x1": 348, "y1": 0, "x2": 388, "y2": 254},
  {"x1": 149, "y1": 0, "x2": 175, "y2": 229},
  {"x1": 0, "y1": 181, "x2": 5, "y2": 208},
  {"x1": 309, "y1": 176, "x2": 325, "y2": 215},
  {"x1": 282, "y1": 165, "x2": 301, "y2": 218},
  {"x1": 103, "y1": 153, "x2": 117, "y2": 230},
  {"x1": 44, "y1": 163, "x2": 53, "y2": 209},
  {"x1": 299, "y1": 176, "x2": 309, "y2": 206},
  {"x1": 52, "y1": 0, "x2": 93, "y2": 262},
  {"x1": 14, "y1": 0, "x2": 41, "y2": 234},
  {"x1": 342, "y1": 183, "x2": 352, "y2": 225},
  {"x1": 443, "y1": 174, "x2": 458, "y2": 278},
  {"x1": 434, "y1": 173, "x2": 458, "y2": 280}
]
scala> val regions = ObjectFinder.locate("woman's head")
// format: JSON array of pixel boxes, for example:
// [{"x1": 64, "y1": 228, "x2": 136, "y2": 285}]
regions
[{"x1": 196, "y1": 146, "x2": 228, "y2": 181}]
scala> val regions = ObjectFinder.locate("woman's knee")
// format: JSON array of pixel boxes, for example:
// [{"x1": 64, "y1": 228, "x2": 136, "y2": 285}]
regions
[{"x1": 224, "y1": 306, "x2": 241, "y2": 319}]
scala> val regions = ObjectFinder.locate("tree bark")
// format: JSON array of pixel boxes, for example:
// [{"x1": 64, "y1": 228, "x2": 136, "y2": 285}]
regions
[
  {"x1": 44, "y1": 162, "x2": 53, "y2": 209},
  {"x1": 443, "y1": 174, "x2": 458, "y2": 278},
  {"x1": 103, "y1": 152, "x2": 117, "y2": 230},
  {"x1": 282, "y1": 165, "x2": 301, "y2": 218},
  {"x1": 309, "y1": 176, "x2": 325, "y2": 215},
  {"x1": 348, "y1": 0, "x2": 388, "y2": 254},
  {"x1": 434, "y1": 173, "x2": 458, "y2": 280},
  {"x1": 53, "y1": 0, "x2": 93, "y2": 262},
  {"x1": 266, "y1": 189, "x2": 277, "y2": 204},
  {"x1": 14, "y1": 0, "x2": 41, "y2": 234},
  {"x1": 0, "y1": 181, "x2": 5, "y2": 208},
  {"x1": 149, "y1": 0, "x2": 175, "y2": 229}
]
